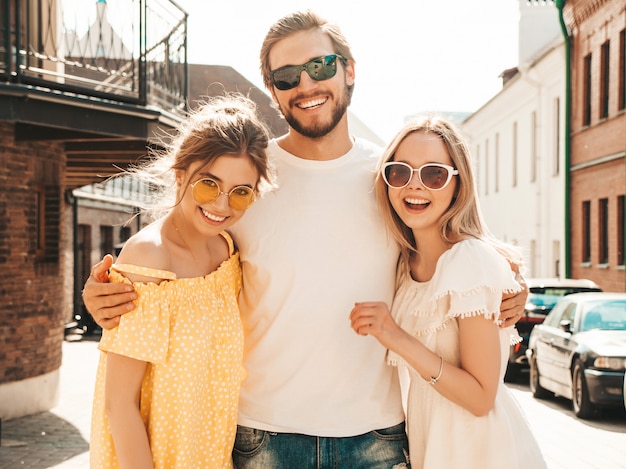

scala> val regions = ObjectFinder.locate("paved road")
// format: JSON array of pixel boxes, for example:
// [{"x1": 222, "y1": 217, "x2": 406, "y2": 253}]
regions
[
  {"x1": 1, "y1": 338, "x2": 624, "y2": 468},
  {"x1": 507, "y1": 374, "x2": 626, "y2": 469}
]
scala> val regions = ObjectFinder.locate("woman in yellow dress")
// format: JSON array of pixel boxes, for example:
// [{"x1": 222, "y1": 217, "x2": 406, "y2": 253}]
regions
[{"x1": 89, "y1": 94, "x2": 273, "y2": 469}]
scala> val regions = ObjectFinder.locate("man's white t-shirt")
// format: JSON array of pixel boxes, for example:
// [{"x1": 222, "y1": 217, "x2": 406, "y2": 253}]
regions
[{"x1": 230, "y1": 138, "x2": 404, "y2": 437}]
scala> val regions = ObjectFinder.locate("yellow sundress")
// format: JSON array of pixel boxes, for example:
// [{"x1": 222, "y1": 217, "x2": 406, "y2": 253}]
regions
[{"x1": 90, "y1": 231, "x2": 244, "y2": 469}]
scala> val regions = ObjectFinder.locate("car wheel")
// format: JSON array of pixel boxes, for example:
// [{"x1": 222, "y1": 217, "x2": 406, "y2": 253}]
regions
[
  {"x1": 529, "y1": 355, "x2": 551, "y2": 399},
  {"x1": 572, "y1": 359, "x2": 594, "y2": 419}
]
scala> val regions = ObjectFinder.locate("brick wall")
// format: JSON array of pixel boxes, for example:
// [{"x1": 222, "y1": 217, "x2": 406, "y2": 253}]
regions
[
  {"x1": 570, "y1": 158, "x2": 625, "y2": 292},
  {"x1": 0, "y1": 122, "x2": 67, "y2": 384},
  {"x1": 568, "y1": 0, "x2": 626, "y2": 132},
  {"x1": 567, "y1": 0, "x2": 625, "y2": 291}
]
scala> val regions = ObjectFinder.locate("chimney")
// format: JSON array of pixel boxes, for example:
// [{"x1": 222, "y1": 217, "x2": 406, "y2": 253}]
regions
[{"x1": 518, "y1": 1, "x2": 561, "y2": 66}]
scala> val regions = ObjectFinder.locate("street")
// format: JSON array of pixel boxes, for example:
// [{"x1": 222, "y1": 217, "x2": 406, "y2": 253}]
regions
[
  {"x1": 0, "y1": 339, "x2": 624, "y2": 468},
  {"x1": 507, "y1": 374, "x2": 626, "y2": 469}
]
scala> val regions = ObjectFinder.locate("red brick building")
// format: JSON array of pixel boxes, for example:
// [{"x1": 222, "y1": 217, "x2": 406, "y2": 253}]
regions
[
  {"x1": 564, "y1": 0, "x2": 625, "y2": 291},
  {"x1": 0, "y1": 0, "x2": 191, "y2": 419}
]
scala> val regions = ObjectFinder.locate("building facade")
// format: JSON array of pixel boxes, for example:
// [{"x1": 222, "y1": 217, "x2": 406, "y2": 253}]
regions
[
  {"x1": 461, "y1": 0, "x2": 625, "y2": 292},
  {"x1": 563, "y1": 0, "x2": 625, "y2": 291},
  {"x1": 461, "y1": 1, "x2": 566, "y2": 279},
  {"x1": 0, "y1": 0, "x2": 188, "y2": 419}
]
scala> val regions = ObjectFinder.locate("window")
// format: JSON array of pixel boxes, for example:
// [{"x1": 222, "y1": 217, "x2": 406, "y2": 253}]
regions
[
  {"x1": 475, "y1": 144, "x2": 481, "y2": 194},
  {"x1": 100, "y1": 226, "x2": 114, "y2": 258},
  {"x1": 484, "y1": 139, "x2": 489, "y2": 195},
  {"x1": 35, "y1": 185, "x2": 61, "y2": 263},
  {"x1": 600, "y1": 41, "x2": 610, "y2": 119},
  {"x1": 545, "y1": 302, "x2": 576, "y2": 328},
  {"x1": 117, "y1": 226, "x2": 131, "y2": 256},
  {"x1": 120, "y1": 226, "x2": 131, "y2": 242},
  {"x1": 531, "y1": 111, "x2": 537, "y2": 183},
  {"x1": 553, "y1": 239, "x2": 561, "y2": 278},
  {"x1": 512, "y1": 122, "x2": 518, "y2": 187},
  {"x1": 495, "y1": 133, "x2": 499, "y2": 193},
  {"x1": 598, "y1": 198, "x2": 609, "y2": 264},
  {"x1": 618, "y1": 195, "x2": 624, "y2": 266},
  {"x1": 35, "y1": 186, "x2": 46, "y2": 259},
  {"x1": 617, "y1": 29, "x2": 626, "y2": 110},
  {"x1": 582, "y1": 200, "x2": 591, "y2": 263},
  {"x1": 561, "y1": 304, "x2": 577, "y2": 326},
  {"x1": 553, "y1": 97, "x2": 560, "y2": 176},
  {"x1": 77, "y1": 224, "x2": 93, "y2": 289},
  {"x1": 583, "y1": 53, "x2": 592, "y2": 126}
]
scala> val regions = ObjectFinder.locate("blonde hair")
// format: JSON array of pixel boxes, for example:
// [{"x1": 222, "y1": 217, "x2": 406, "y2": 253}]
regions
[
  {"x1": 375, "y1": 115, "x2": 523, "y2": 267},
  {"x1": 122, "y1": 93, "x2": 273, "y2": 220},
  {"x1": 259, "y1": 9, "x2": 355, "y2": 98}
]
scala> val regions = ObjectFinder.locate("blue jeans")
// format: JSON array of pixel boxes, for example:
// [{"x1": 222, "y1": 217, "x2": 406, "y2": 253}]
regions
[{"x1": 232, "y1": 421, "x2": 410, "y2": 468}]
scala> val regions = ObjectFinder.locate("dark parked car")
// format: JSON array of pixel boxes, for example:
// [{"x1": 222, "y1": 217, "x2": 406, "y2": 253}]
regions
[
  {"x1": 526, "y1": 292, "x2": 626, "y2": 419},
  {"x1": 505, "y1": 278, "x2": 602, "y2": 381}
]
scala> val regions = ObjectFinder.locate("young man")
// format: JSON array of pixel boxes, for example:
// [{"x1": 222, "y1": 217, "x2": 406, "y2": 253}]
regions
[{"x1": 83, "y1": 10, "x2": 527, "y2": 468}]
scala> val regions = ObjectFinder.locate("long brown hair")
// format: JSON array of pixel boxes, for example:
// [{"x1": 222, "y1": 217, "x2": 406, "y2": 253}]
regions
[{"x1": 121, "y1": 93, "x2": 274, "y2": 220}]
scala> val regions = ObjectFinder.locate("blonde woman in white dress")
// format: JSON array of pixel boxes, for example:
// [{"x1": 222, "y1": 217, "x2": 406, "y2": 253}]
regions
[{"x1": 350, "y1": 116, "x2": 546, "y2": 468}]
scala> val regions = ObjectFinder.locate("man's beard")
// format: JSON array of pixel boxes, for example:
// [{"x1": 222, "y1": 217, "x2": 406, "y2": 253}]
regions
[{"x1": 280, "y1": 88, "x2": 351, "y2": 139}]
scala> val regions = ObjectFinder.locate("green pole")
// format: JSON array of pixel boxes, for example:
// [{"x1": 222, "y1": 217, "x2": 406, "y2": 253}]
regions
[{"x1": 555, "y1": 0, "x2": 571, "y2": 278}]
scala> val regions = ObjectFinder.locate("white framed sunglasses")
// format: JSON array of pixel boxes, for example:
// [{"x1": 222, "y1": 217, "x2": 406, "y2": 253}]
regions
[{"x1": 382, "y1": 162, "x2": 459, "y2": 191}]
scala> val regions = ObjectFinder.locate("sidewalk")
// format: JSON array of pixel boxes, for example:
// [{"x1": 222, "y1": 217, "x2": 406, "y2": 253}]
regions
[
  {"x1": 1, "y1": 334, "x2": 624, "y2": 468},
  {"x1": 0, "y1": 334, "x2": 100, "y2": 469}
]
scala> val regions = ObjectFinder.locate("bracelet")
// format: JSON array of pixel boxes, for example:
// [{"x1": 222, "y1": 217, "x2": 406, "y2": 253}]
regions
[{"x1": 429, "y1": 356, "x2": 444, "y2": 385}]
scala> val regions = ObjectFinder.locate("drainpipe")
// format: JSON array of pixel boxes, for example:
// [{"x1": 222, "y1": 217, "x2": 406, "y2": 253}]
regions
[
  {"x1": 555, "y1": 0, "x2": 571, "y2": 278},
  {"x1": 72, "y1": 192, "x2": 80, "y2": 327}
]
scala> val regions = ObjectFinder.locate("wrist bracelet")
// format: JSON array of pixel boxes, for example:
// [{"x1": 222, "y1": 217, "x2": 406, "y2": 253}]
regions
[{"x1": 429, "y1": 356, "x2": 444, "y2": 385}]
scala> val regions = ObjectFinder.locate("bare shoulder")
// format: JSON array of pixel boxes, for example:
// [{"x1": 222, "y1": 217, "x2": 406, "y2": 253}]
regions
[{"x1": 116, "y1": 219, "x2": 172, "y2": 278}]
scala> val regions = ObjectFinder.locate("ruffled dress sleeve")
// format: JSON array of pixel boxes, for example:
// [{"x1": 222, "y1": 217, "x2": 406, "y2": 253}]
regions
[
  {"x1": 438, "y1": 240, "x2": 522, "y2": 323},
  {"x1": 97, "y1": 265, "x2": 177, "y2": 365},
  {"x1": 388, "y1": 238, "x2": 523, "y2": 365}
]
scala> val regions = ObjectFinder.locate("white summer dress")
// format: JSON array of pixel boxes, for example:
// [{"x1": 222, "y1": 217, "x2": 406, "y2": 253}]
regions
[{"x1": 388, "y1": 238, "x2": 547, "y2": 468}]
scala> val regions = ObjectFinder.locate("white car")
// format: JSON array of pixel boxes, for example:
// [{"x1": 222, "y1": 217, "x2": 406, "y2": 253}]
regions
[
  {"x1": 505, "y1": 278, "x2": 602, "y2": 382},
  {"x1": 527, "y1": 292, "x2": 626, "y2": 419}
]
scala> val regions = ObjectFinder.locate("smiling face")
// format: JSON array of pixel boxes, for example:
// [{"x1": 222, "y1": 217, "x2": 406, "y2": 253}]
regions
[
  {"x1": 387, "y1": 131, "x2": 458, "y2": 239},
  {"x1": 268, "y1": 28, "x2": 355, "y2": 139},
  {"x1": 177, "y1": 155, "x2": 259, "y2": 237}
]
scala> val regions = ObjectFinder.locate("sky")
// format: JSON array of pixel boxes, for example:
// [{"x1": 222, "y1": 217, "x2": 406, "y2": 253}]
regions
[{"x1": 176, "y1": 0, "x2": 522, "y2": 142}]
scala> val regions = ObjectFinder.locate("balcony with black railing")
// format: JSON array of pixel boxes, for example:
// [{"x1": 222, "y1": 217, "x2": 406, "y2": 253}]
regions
[
  {"x1": 0, "y1": 0, "x2": 189, "y2": 188},
  {"x1": 1, "y1": 0, "x2": 187, "y2": 114}
]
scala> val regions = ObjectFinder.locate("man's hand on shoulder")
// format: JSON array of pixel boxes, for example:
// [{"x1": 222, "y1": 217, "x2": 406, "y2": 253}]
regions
[
  {"x1": 82, "y1": 254, "x2": 137, "y2": 330},
  {"x1": 499, "y1": 262, "x2": 529, "y2": 328}
]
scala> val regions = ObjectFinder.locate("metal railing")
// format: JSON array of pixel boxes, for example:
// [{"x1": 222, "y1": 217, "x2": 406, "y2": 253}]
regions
[{"x1": 0, "y1": 0, "x2": 188, "y2": 116}]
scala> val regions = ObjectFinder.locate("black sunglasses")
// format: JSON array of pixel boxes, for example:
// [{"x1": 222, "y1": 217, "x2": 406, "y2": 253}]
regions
[{"x1": 269, "y1": 54, "x2": 347, "y2": 91}]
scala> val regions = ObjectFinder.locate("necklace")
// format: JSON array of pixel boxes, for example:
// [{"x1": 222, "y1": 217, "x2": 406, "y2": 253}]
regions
[{"x1": 171, "y1": 218, "x2": 199, "y2": 265}]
